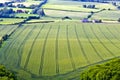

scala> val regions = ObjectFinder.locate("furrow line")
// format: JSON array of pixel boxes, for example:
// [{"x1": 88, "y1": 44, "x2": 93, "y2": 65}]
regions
[
  {"x1": 99, "y1": 26, "x2": 120, "y2": 49},
  {"x1": 91, "y1": 26, "x2": 116, "y2": 57},
  {"x1": 106, "y1": 27, "x2": 120, "y2": 41},
  {"x1": 74, "y1": 25, "x2": 90, "y2": 64},
  {"x1": 82, "y1": 25, "x2": 104, "y2": 60},
  {"x1": 24, "y1": 25, "x2": 44, "y2": 69},
  {"x1": 17, "y1": 26, "x2": 36, "y2": 67},
  {"x1": 3, "y1": 27, "x2": 27, "y2": 62},
  {"x1": 66, "y1": 25, "x2": 76, "y2": 70},
  {"x1": 55, "y1": 25, "x2": 60, "y2": 75},
  {"x1": 39, "y1": 26, "x2": 52, "y2": 76}
]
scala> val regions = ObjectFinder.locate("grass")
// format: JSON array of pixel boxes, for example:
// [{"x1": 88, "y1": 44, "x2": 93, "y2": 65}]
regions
[
  {"x1": 0, "y1": 22, "x2": 120, "y2": 80},
  {"x1": 15, "y1": 13, "x2": 39, "y2": 18},
  {"x1": 43, "y1": 4, "x2": 100, "y2": 12},
  {"x1": 91, "y1": 10, "x2": 120, "y2": 20},
  {"x1": 0, "y1": 18, "x2": 24, "y2": 24},
  {"x1": 0, "y1": 25, "x2": 17, "y2": 37}
]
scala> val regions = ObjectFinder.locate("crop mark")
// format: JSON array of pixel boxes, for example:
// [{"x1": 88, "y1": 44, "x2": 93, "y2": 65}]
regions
[
  {"x1": 74, "y1": 25, "x2": 90, "y2": 64},
  {"x1": 82, "y1": 25, "x2": 104, "y2": 60},
  {"x1": 24, "y1": 25, "x2": 44, "y2": 69},
  {"x1": 66, "y1": 25, "x2": 76, "y2": 70},
  {"x1": 55, "y1": 25, "x2": 60, "y2": 75},
  {"x1": 39, "y1": 26, "x2": 52, "y2": 76}
]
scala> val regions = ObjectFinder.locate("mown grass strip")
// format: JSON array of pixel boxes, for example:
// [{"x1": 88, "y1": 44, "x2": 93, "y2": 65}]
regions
[
  {"x1": 74, "y1": 25, "x2": 90, "y2": 64},
  {"x1": 66, "y1": 25, "x2": 76, "y2": 70},
  {"x1": 55, "y1": 25, "x2": 60, "y2": 75},
  {"x1": 39, "y1": 26, "x2": 52, "y2": 76},
  {"x1": 24, "y1": 25, "x2": 44, "y2": 69},
  {"x1": 82, "y1": 25, "x2": 104, "y2": 60}
]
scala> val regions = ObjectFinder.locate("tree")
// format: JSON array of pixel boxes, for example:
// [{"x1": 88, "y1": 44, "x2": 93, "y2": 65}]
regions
[
  {"x1": 118, "y1": 18, "x2": 120, "y2": 22},
  {"x1": 80, "y1": 58, "x2": 120, "y2": 80},
  {"x1": 0, "y1": 64, "x2": 16, "y2": 80}
]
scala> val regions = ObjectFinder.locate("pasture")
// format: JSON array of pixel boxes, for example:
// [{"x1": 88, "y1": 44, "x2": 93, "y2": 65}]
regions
[{"x1": 0, "y1": 21, "x2": 120, "y2": 79}]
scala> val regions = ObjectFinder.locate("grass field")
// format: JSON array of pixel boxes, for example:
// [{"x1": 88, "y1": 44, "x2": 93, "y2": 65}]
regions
[
  {"x1": 0, "y1": 25, "x2": 17, "y2": 37},
  {"x1": 0, "y1": 18, "x2": 24, "y2": 25},
  {"x1": 91, "y1": 10, "x2": 120, "y2": 21},
  {"x1": 0, "y1": 21, "x2": 120, "y2": 79}
]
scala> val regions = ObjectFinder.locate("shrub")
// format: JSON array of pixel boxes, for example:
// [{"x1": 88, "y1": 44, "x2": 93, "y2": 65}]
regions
[{"x1": 80, "y1": 58, "x2": 120, "y2": 80}]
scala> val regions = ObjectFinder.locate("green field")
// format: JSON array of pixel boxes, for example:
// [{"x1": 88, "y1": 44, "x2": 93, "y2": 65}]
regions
[
  {"x1": 0, "y1": 25, "x2": 17, "y2": 37},
  {"x1": 91, "y1": 10, "x2": 120, "y2": 21},
  {"x1": 0, "y1": 21, "x2": 120, "y2": 79},
  {"x1": 0, "y1": 18, "x2": 24, "y2": 25}
]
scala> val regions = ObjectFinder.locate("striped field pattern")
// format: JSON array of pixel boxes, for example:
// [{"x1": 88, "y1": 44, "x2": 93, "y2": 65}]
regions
[{"x1": 0, "y1": 21, "x2": 120, "y2": 78}]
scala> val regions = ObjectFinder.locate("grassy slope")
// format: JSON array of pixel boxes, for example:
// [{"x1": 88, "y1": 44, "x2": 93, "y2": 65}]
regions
[
  {"x1": 91, "y1": 10, "x2": 120, "y2": 20},
  {"x1": 0, "y1": 18, "x2": 24, "y2": 25},
  {"x1": 0, "y1": 22, "x2": 120, "y2": 79}
]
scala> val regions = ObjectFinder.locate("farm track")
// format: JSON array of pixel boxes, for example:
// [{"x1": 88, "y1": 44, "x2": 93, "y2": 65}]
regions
[
  {"x1": 24, "y1": 25, "x2": 44, "y2": 69},
  {"x1": 18, "y1": 26, "x2": 37, "y2": 68},
  {"x1": 90, "y1": 26, "x2": 116, "y2": 57},
  {"x1": 82, "y1": 25, "x2": 104, "y2": 60},
  {"x1": 39, "y1": 26, "x2": 52, "y2": 76},
  {"x1": 74, "y1": 25, "x2": 89, "y2": 64},
  {"x1": 55, "y1": 25, "x2": 60, "y2": 75},
  {"x1": 66, "y1": 25, "x2": 76, "y2": 70},
  {"x1": 99, "y1": 26, "x2": 120, "y2": 49}
]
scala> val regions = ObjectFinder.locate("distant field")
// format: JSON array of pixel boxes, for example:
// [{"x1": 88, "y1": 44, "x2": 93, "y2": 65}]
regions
[
  {"x1": 44, "y1": 9, "x2": 90, "y2": 19},
  {"x1": 0, "y1": 22, "x2": 120, "y2": 79},
  {"x1": 43, "y1": 4, "x2": 100, "y2": 12},
  {"x1": 0, "y1": 25, "x2": 17, "y2": 37},
  {"x1": 91, "y1": 10, "x2": 120, "y2": 21},
  {"x1": 0, "y1": 18, "x2": 24, "y2": 24},
  {"x1": 15, "y1": 13, "x2": 39, "y2": 18}
]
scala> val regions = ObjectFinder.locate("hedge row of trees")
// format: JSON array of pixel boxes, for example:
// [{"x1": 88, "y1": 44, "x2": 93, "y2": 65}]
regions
[
  {"x1": 80, "y1": 58, "x2": 120, "y2": 80},
  {"x1": 0, "y1": 8, "x2": 15, "y2": 18}
]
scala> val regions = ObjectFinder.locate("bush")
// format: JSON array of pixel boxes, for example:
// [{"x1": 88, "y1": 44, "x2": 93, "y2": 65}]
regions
[
  {"x1": 0, "y1": 64, "x2": 16, "y2": 80},
  {"x1": 80, "y1": 58, "x2": 120, "y2": 80},
  {"x1": 118, "y1": 18, "x2": 120, "y2": 22}
]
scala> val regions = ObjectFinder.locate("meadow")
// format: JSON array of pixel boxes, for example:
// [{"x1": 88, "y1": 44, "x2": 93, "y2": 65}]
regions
[{"x1": 0, "y1": 21, "x2": 120, "y2": 79}]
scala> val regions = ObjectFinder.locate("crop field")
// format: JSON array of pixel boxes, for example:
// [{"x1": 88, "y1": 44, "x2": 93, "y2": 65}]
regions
[
  {"x1": 0, "y1": 22, "x2": 120, "y2": 79},
  {"x1": 0, "y1": 25, "x2": 17, "y2": 37},
  {"x1": 91, "y1": 10, "x2": 120, "y2": 21},
  {"x1": 0, "y1": 18, "x2": 24, "y2": 25},
  {"x1": 44, "y1": 9, "x2": 90, "y2": 19}
]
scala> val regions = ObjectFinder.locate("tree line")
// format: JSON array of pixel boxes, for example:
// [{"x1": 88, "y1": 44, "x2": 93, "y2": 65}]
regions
[{"x1": 80, "y1": 58, "x2": 120, "y2": 80}]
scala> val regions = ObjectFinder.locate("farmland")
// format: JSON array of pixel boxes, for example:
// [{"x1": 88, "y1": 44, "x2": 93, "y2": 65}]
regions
[
  {"x1": 0, "y1": 21, "x2": 120, "y2": 79},
  {"x1": 0, "y1": 25, "x2": 17, "y2": 37}
]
